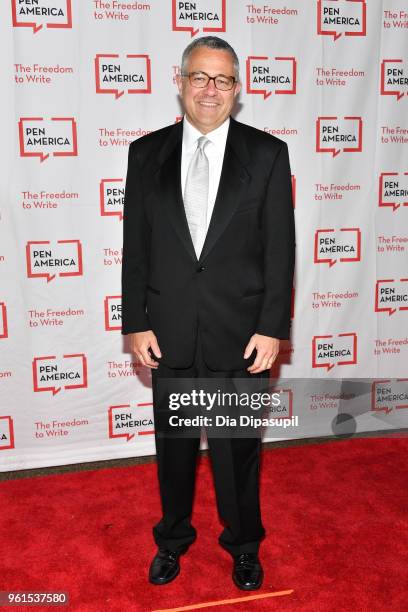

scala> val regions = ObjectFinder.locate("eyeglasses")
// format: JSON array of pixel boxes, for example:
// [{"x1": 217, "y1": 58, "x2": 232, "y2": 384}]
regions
[{"x1": 181, "y1": 71, "x2": 236, "y2": 91}]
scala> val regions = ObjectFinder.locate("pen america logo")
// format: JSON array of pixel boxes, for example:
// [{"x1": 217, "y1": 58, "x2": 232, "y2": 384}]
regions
[
  {"x1": 312, "y1": 333, "x2": 357, "y2": 370},
  {"x1": 381, "y1": 59, "x2": 408, "y2": 100},
  {"x1": 19, "y1": 117, "x2": 78, "y2": 162},
  {"x1": 0, "y1": 303, "x2": 8, "y2": 339},
  {"x1": 317, "y1": 0, "x2": 366, "y2": 40},
  {"x1": 104, "y1": 296, "x2": 122, "y2": 331},
  {"x1": 267, "y1": 388, "x2": 293, "y2": 419},
  {"x1": 95, "y1": 54, "x2": 151, "y2": 98},
  {"x1": 100, "y1": 179, "x2": 124, "y2": 219},
  {"x1": 172, "y1": 0, "x2": 226, "y2": 36},
  {"x1": 26, "y1": 240, "x2": 83, "y2": 282},
  {"x1": 375, "y1": 279, "x2": 408, "y2": 316},
  {"x1": 11, "y1": 0, "x2": 72, "y2": 33},
  {"x1": 246, "y1": 56, "x2": 297, "y2": 99},
  {"x1": 314, "y1": 228, "x2": 361, "y2": 267},
  {"x1": 32, "y1": 354, "x2": 88, "y2": 395},
  {"x1": 0, "y1": 416, "x2": 15, "y2": 451},
  {"x1": 109, "y1": 403, "x2": 154, "y2": 441},
  {"x1": 316, "y1": 116, "x2": 363, "y2": 156},
  {"x1": 371, "y1": 380, "x2": 408, "y2": 414},
  {"x1": 379, "y1": 172, "x2": 408, "y2": 211}
]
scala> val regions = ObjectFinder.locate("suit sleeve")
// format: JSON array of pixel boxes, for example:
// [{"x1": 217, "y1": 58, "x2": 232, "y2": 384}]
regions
[
  {"x1": 121, "y1": 142, "x2": 151, "y2": 334},
  {"x1": 255, "y1": 142, "x2": 295, "y2": 339}
]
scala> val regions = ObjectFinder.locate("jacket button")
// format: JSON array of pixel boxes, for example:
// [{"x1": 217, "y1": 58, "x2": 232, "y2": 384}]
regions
[{"x1": 197, "y1": 266, "x2": 205, "y2": 273}]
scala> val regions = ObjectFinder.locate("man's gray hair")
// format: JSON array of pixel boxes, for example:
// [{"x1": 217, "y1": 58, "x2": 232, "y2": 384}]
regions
[{"x1": 181, "y1": 36, "x2": 240, "y2": 80}]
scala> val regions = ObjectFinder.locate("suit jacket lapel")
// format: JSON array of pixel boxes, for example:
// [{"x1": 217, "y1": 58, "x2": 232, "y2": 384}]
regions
[
  {"x1": 155, "y1": 121, "x2": 198, "y2": 262},
  {"x1": 199, "y1": 118, "x2": 251, "y2": 263}
]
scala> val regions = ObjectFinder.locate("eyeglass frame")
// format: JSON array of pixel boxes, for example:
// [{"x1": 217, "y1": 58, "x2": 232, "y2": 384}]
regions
[{"x1": 180, "y1": 70, "x2": 237, "y2": 91}]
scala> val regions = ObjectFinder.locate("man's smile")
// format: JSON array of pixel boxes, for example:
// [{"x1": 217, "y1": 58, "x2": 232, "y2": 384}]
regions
[{"x1": 197, "y1": 100, "x2": 220, "y2": 107}]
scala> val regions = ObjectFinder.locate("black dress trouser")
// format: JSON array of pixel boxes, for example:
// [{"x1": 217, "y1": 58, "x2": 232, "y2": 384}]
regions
[{"x1": 151, "y1": 328, "x2": 268, "y2": 557}]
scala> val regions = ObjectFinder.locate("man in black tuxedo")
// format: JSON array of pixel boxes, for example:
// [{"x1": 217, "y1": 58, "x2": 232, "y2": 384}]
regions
[{"x1": 122, "y1": 36, "x2": 295, "y2": 590}]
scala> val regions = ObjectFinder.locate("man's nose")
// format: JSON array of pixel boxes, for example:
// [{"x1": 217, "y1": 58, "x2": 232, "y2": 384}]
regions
[{"x1": 204, "y1": 78, "x2": 217, "y2": 95}]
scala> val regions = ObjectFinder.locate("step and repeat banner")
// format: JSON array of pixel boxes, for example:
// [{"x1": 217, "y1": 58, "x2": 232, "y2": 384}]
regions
[{"x1": 0, "y1": 1, "x2": 407, "y2": 470}]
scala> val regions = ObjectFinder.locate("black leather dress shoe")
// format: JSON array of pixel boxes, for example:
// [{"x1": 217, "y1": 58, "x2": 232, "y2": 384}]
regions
[
  {"x1": 148, "y1": 548, "x2": 182, "y2": 585},
  {"x1": 232, "y1": 553, "x2": 264, "y2": 590}
]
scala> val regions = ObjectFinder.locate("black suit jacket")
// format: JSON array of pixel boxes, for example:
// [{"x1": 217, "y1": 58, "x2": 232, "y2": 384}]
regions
[{"x1": 121, "y1": 117, "x2": 295, "y2": 370}]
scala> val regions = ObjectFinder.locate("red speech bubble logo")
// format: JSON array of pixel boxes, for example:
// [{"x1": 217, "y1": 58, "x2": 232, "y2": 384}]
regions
[
  {"x1": 246, "y1": 56, "x2": 296, "y2": 100},
  {"x1": 0, "y1": 303, "x2": 8, "y2": 339},
  {"x1": 0, "y1": 416, "x2": 15, "y2": 450},
  {"x1": 375, "y1": 279, "x2": 408, "y2": 316},
  {"x1": 172, "y1": 0, "x2": 226, "y2": 37},
  {"x1": 11, "y1": 0, "x2": 72, "y2": 33},
  {"x1": 371, "y1": 379, "x2": 408, "y2": 414},
  {"x1": 95, "y1": 54, "x2": 152, "y2": 98},
  {"x1": 312, "y1": 333, "x2": 357, "y2": 370},
  {"x1": 381, "y1": 60, "x2": 407, "y2": 101},
  {"x1": 379, "y1": 172, "x2": 408, "y2": 211},
  {"x1": 314, "y1": 228, "x2": 361, "y2": 267},
  {"x1": 32, "y1": 354, "x2": 87, "y2": 396},
  {"x1": 100, "y1": 179, "x2": 124, "y2": 221},
  {"x1": 19, "y1": 117, "x2": 78, "y2": 162},
  {"x1": 26, "y1": 240, "x2": 83, "y2": 282},
  {"x1": 109, "y1": 403, "x2": 154, "y2": 441},
  {"x1": 104, "y1": 296, "x2": 122, "y2": 331},
  {"x1": 317, "y1": 0, "x2": 366, "y2": 41},
  {"x1": 316, "y1": 116, "x2": 363, "y2": 157},
  {"x1": 267, "y1": 388, "x2": 293, "y2": 419}
]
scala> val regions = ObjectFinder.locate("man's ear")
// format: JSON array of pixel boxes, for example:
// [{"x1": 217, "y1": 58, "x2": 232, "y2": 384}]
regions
[
  {"x1": 175, "y1": 74, "x2": 183, "y2": 97},
  {"x1": 234, "y1": 81, "x2": 242, "y2": 97}
]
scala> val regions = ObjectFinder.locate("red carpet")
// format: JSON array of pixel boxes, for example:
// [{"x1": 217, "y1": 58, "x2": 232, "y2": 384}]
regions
[{"x1": 1, "y1": 437, "x2": 407, "y2": 611}]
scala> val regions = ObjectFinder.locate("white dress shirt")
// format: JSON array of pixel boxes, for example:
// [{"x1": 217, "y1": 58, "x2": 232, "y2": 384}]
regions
[{"x1": 181, "y1": 115, "x2": 230, "y2": 231}]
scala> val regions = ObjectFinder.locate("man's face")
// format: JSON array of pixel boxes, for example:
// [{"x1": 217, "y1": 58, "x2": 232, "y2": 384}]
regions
[{"x1": 176, "y1": 47, "x2": 241, "y2": 134}]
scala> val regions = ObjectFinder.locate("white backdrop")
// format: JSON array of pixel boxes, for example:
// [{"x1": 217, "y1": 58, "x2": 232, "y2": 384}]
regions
[{"x1": 0, "y1": 0, "x2": 407, "y2": 471}]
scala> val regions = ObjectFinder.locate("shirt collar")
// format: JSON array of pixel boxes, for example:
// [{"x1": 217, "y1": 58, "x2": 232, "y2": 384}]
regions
[{"x1": 182, "y1": 115, "x2": 230, "y2": 153}]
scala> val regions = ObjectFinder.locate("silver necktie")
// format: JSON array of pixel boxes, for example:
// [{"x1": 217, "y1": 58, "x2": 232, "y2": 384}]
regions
[{"x1": 183, "y1": 136, "x2": 210, "y2": 258}]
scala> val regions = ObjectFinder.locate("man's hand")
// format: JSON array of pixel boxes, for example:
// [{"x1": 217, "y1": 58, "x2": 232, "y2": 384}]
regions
[
  {"x1": 129, "y1": 331, "x2": 162, "y2": 369},
  {"x1": 244, "y1": 334, "x2": 280, "y2": 374}
]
